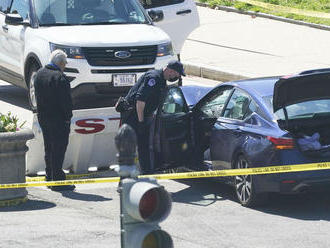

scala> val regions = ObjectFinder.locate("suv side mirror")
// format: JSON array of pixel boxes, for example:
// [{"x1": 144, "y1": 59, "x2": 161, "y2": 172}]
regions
[
  {"x1": 5, "y1": 13, "x2": 23, "y2": 25},
  {"x1": 148, "y1": 10, "x2": 164, "y2": 22}
]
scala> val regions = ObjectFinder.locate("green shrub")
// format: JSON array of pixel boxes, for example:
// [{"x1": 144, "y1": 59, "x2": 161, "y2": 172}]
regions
[
  {"x1": 0, "y1": 112, "x2": 26, "y2": 132},
  {"x1": 264, "y1": 0, "x2": 280, "y2": 5}
]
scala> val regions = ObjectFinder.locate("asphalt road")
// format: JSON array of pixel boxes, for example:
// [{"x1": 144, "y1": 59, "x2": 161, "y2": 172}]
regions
[
  {"x1": 1, "y1": 77, "x2": 330, "y2": 248},
  {"x1": 2, "y1": 177, "x2": 330, "y2": 248},
  {"x1": 181, "y1": 6, "x2": 330, "y2": 78}
]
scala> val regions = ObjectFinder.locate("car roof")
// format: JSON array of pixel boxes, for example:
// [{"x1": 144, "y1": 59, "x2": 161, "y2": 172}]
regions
[
  {"x1": 181, "y1": 77, "x2": 279, "y2": 108},
  {"x1": 224, "y1": 77, "x2": 279, "y2": 98},
  {"x1": 181, "y1": 85, "x2": 213, "y2": 106}
]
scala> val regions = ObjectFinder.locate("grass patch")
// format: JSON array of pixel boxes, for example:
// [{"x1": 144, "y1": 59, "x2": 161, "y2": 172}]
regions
[
  {"x1": 199, "y1": 0, "x2": 330, "y2": 26},
  {"x1": 259, "y1": 0, "x2": 330, "y2": 13}
]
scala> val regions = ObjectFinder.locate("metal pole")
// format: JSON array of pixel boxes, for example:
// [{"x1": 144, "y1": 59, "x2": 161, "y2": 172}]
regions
[
  {"x1": 118, "y1": 180, "x2": 125, "y2": 248},
  {"x1": 114, "y1": 124, "x2": 138, "y2": 248}
]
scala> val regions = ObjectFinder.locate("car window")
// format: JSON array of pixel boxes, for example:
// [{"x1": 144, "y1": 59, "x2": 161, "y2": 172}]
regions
[
  {"x1": 162, "y1": 87, "x2": 187, "y2": 114},
  {"x1": 34, "y1": 0, "x2": 148, "y2": 26},
  {"x1": 10, "y1": 0, "x2": 30, "y2": 19},
  {"x1": 199, "y1": 88, "x2": 233, "y2": 118},
  {"x1": 244, "y1": 99, "x2": 270, "y2": 122},
  {"x1": 286, "y1": 100, "x2": 330, "y2": 119},
  {"x1": 244, "y1": 100, "x2": 257, "y2": 119},
  {"x1": 0, "y1": 0, "x2": 11, "y2": 14},
  {"x1": 140, "y1": 0, "x2": 184, "y2": 9},
  {"x1": 222, "y1": 89, "x2": 251, "y2": 120},
  {"x1": 263, "y1": 95, "x2": 285, "y2": 120},
  {"x1": 264, "y1": 95, "x2": 330, "y2": 120}
]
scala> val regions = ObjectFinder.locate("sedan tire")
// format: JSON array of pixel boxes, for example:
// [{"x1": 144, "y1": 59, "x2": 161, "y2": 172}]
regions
[{"x1": 234, "y1": 155, "x2": 268, "y2": 207}]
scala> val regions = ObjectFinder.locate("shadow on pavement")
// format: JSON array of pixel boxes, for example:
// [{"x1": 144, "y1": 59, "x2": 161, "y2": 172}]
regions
[
  {"x1": 0, "y1": 199, "x2": 56, "y2": 212},
  {"x1": 255, "y1": 191, "x2": 330, "y2": 221},
  {"x1": 60, "y1": 190, "x2": 112, "y2": 202},
  {"x1": 171, "y1": 178, "x2": 236, "y2": 206},
  {"x1": 172, "y1": 178, "x2": 330, "y2": 221},
  {"x1": 0, "y1": 80, "x2": 121, "y2": 110},
  {"x1": 0, "y1": 84, "x2": 30, "y2": 110}
]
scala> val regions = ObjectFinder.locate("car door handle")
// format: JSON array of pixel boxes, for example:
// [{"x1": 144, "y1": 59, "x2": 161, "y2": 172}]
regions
[
  {"x1": 176, "y1": 9, "x2": 192, "y2": 15},
  {"x1": 2, "y1": 25, "x2": 8, "y2": 32}
]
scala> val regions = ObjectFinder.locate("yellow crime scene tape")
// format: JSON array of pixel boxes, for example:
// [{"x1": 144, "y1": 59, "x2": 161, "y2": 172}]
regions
[
  {"x1": 1, "y1": 161, "x2": 330, "y2": 189},
  {"x1": 26, "y1": 172, "x2": 101, "y2": 182},
  {"x1": 237, "y1": 0, "x2": 330, "y2": 19}
]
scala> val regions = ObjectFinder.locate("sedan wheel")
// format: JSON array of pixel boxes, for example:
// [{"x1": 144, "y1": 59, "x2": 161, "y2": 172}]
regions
[{"x1": 234, "y1": 155, "x2": 268, "y2": 207}]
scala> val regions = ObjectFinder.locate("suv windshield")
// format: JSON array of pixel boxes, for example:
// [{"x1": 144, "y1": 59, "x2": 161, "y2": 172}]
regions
[
  {"x1": 263, "y1": 95, "x2": 330, "y2": 120},
  {"x1": 34, "y1": 0, "x2": 149, "y2": 26}
]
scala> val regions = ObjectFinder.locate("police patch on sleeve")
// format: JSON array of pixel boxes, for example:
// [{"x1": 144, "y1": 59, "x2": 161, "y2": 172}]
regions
[{"x1": 148, "y1": 79, "x2": 156, "y2": 87}]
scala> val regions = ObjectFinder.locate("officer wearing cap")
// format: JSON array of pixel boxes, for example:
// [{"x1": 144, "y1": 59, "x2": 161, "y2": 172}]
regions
[{"x1": 122, "y1": 61, "x2": 185, "y2": 174}]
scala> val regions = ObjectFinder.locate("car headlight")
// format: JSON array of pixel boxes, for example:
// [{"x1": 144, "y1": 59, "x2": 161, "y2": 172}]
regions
[
  {"x1": 157, "y1": 42, "x2": 174, "y2": 57},
  {"x1": 50, "y1": 43, "x2": 85, "y2": 59}
]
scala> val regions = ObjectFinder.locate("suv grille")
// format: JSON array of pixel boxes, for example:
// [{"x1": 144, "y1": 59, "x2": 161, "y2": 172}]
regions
[{"x1": 82, "y1": 46, "x2": 158, "y2": 66}]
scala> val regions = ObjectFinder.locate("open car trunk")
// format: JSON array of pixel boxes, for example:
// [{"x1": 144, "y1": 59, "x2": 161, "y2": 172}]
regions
[
  {"x1": 278, "y1": 115, "x2": 330, "y2": 158},
  {"x1": 274, "y1": 70, "x2": 330, "y2": 158}
]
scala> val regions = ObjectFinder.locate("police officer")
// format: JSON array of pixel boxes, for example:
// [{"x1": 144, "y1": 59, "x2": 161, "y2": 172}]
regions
[
  {"x1": 122, "y1": 61, "x2": 186, "y2": 174},
  {"x1": 34, "y1": 50, "x2": 75, "y2": 191}
]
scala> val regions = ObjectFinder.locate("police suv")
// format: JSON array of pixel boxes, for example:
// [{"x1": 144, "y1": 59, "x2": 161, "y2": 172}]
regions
[{"x1": 0, "y1": 0, "x2": 199, "y2": 111}]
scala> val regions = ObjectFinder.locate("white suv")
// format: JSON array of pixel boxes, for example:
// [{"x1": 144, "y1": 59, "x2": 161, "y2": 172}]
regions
[{"x1": 0, "y1": 0, "x2": 199, "y2": 111}]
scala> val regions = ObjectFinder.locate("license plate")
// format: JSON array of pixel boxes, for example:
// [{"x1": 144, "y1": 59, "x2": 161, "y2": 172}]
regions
[{"x1": 113, "y1": 74, "x2": 136, "y2": 87}]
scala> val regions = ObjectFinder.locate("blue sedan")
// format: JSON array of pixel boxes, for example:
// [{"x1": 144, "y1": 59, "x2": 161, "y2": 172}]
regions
[{"x1": 150, "y1": 69, "x2": 330, "y2": 207}]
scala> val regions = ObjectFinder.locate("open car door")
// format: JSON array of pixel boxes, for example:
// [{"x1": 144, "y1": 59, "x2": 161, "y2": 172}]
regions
[
  {"x1": 140, "y1": 0, "x2": 200, "y2": 55},
  {"x1": 151, "y1": 86, "x2": 192, "y2": 171}
]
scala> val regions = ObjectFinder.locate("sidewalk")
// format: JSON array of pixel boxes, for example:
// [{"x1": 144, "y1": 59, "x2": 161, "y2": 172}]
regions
[{"x1": 181, "y1": 6, "x2": 330, "y2": 81}]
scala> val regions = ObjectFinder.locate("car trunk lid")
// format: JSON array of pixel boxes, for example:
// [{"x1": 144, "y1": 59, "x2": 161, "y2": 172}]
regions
[{"x1": 273, "y1": 71, "x2": 330, "y2": 113}]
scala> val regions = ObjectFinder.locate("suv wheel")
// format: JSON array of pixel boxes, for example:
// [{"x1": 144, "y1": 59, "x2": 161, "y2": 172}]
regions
[
  {"x1": 234, "y1": 155, "x2": 268, "y2": 207},
  {"x1": 27, "y1": 63, "x2": 40, "y2": 112}
]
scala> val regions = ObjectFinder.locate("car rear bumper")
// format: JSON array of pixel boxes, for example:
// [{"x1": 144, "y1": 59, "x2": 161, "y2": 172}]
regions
[
  {"x1": 281, "y1": 178, "x2": 330, "y2": 193},
  {"x1": 254, "y1": 169, "x2": 330, "y2": 193}
]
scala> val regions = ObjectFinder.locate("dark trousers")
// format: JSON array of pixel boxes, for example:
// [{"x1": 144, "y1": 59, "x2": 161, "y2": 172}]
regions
[
  {"x1": 38, "y1": 118, "x2": 70, "y2": 181},
  {"x1": 122, "y1": 111, "x2": 151, "y2": 174}
]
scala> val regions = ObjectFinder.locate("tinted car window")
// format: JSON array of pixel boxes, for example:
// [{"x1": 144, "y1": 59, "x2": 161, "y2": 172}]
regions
[
  {"x1": 140, "y1": 0, "x2": 184, "y2": 9},
  {"x1": 162, "y1": 87, "x2": 187, "y2": 114},
  {"x1": 244, "y1": 99, "x2": 269, "y2": 121},
  {"x1": 199, "y1": 88, "x2": 232, "y2": 118},
  {"x1": 10, "y1": 0, "x2": 29, "y2": 19},
  {"x1": 223, "y1": 89, "x2": 251, "y2": 120},
  {"x1": 263, "y1": 95, "x2": 284, "y2": 119},
  {"x1": 0, "y1": 0, "x2": 12, "y2": 13},
  {"x1": 244, "y1": 100, "x2": 257, "y2": 119}
]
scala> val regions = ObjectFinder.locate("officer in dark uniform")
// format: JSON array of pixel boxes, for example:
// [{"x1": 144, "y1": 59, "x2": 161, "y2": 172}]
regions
[
  {"x1": 34, "y1": 50, "x2": 75, "y2": 191},
  {"x1": 122, "y1": 61, "x2": 186, "y2": 174}
]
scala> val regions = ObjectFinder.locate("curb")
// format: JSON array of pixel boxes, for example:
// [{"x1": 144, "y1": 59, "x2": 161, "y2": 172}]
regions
[
  {"x1": 0, "y1": 196, "x2": 28, "y2": 207},
  {"x1": 196, "y1": 2, "x2": 330, "y2": 32},
  {"x1": 183, "y1": 62, "x2": 250, "y2": 82}
]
